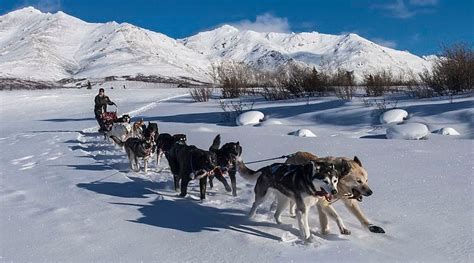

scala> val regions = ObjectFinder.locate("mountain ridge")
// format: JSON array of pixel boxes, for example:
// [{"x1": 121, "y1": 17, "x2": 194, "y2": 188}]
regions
[{"x1": 0, "y1": 7, "x2": 432, "y2": 83}]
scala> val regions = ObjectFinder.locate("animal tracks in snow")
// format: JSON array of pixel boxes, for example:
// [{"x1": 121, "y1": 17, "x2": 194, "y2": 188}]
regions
[{"x1": 11, "y1": 155, "x2": 34, "y2": 165}]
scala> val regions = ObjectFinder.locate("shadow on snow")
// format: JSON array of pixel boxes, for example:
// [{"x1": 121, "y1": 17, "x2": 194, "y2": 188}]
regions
[{"x1": 114, "y1": 197, "x2": 282, "y2": 241}]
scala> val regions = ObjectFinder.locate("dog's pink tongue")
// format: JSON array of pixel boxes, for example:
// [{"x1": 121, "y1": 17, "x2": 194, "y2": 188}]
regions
[{"x1": 325, "y1": 194, "x2": 333, "y2": 202}]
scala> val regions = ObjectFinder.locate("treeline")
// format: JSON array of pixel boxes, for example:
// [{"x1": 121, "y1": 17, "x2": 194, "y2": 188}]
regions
[{"x1": 190, "y1": 42, "x2": 473, "y2": 101}]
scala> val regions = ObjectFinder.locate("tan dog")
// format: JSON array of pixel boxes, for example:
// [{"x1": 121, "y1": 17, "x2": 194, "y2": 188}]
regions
[
  {"x1": 131, "y1": 119, "x2": 145, "y2": 138},
  {"x1": 286, "y1": 151, "x2": 385, "y2": 234}
]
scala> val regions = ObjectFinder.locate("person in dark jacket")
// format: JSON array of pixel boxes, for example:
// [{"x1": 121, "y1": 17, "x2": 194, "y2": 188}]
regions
[{"x1": 94, "y1": 88, "x2": 116, "y2": 132}]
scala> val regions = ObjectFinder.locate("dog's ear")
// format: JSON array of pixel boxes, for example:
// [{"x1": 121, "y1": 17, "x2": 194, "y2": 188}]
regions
[
  {"x1": 307, "y1": 160, "x2": 322, "y2": 175},
  {"x1": 340, "y1": 159, "x2": 351, "y2": 178},
  {"x1": 209, "y1": 134, "x2": 221, "y2": 152},
  {"x1": 353, "y1": 156, "x2": 362, "y2": 167}
]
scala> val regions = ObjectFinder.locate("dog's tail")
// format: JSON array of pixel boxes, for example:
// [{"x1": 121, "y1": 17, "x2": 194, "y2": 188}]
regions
[
  {"x1": 209, "y1": 134, "x2": 221, "y2": 152},
  {"x1": 110, "y1": 135, "x2": 125, "y2": 147},
  {"x1": 235, "y1": 159, "x2": 261, "y2": 182}
]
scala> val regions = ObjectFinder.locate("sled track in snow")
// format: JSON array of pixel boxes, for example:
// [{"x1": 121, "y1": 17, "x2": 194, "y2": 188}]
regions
[{"x1": 77, "y1": 93, "x2": 189, "y2": 192}]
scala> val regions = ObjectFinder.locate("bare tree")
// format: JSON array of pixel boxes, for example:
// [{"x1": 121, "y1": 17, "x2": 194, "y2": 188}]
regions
[
  {"x1": 333, "y1": 69, "x2": 356, "y2": 100},
  {"x1": 212, "y1": 61, "x2": 253, "y2": 98},
  {"x1": 189, "y1": 86, "x2": 213, "y2": 102},
  {"x1": 420, "y1": 42, "x2": 473, "y2": 95}
]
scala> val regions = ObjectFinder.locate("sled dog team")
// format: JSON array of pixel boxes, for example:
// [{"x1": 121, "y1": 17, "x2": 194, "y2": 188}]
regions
[{"x1": 107, "y1": 118, "x2": 385, "y2": 242}]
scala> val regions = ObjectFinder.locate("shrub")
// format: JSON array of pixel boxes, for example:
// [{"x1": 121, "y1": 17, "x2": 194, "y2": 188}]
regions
[
  {"x1": 189, "y1": 86, "x2": 213, "y2": 102},
  {"x1": 420, "y1": 43, "x2": 473, "y2": 95},
  {"x1": 211, "y1": 61, "x2": 252, "y2": 98},
  {"x1": 218, "y1": 99, "x2": 254, "y2": 122},
  {"x1": 364, "y1": 70, "x2": 395, "y2": 96},
  {"x1": 332, "y1": 70, "x2": 356, "y2": 100}
]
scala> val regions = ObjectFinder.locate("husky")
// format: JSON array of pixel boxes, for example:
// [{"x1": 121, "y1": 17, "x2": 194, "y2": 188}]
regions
[
  {"x1": 165, "y1": 141, "x2": 218, "y2": 200},
  {"x1": 208, "y1": 134, "x2": 242, "y2": 196},
  {"x1": 115, "y1": 114, "x2": 131, "y2": 124},
  {"x1": 237, "y1": 160, "x2": 346, "y2": 241},
  {"x1": 143, "y1": 121, "x2": 159, "y2": 141},
  {"x1": 286, "y1": 151, "x2": 385, "y2": 234},
  {"x1": 110, "y1": 136, "x2": 154, "y2": 173},
  {"x1": 107, "y1": 122, "x2": 132, "y2": 142},
  {"x1": 130, "y1": 119, "x2": 146, "y2": 139},
  {"x1": 155, "y1": 133, "x2": 187, "y2": 166}
]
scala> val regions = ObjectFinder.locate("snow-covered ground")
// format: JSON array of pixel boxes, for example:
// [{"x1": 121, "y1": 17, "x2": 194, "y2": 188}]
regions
[{"x1": 0, "y1": 83, "x2": 473, "y2": 262}]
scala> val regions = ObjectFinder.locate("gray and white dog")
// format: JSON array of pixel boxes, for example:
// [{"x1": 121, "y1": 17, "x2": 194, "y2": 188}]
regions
[
  {"x1": 110, "y1": 136, "x2": 154, "y2": 173},
  {"x1": 237, "y1": 160, "x2": 348, "y2": 241}
]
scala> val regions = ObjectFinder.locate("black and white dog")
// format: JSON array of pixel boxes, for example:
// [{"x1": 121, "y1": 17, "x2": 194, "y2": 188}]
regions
[
  {"x1": 143, "y1": 121, "x2": 159, "y2": 142},
  {"x1": 237, "y1": 160, "x2": 347, "y2": 241},
  {"x1": 155, "y1": 133, "x2": 187, "y2": 166},
  {"x1": 110, "y1": 136, "x2": 154, "y2": 173},
  {"x1": 208, "y1": 134, "x2": 242, "y2": 196},
  {"x1": 166, "y1": 141, "x2": 218, "y2": 200},
  {"x1": 115, "y1": 114, "x2": 131, "y2": 124}
]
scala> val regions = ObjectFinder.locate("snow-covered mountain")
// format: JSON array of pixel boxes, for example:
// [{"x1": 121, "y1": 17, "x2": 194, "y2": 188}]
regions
[
  {"x1": 180, "y1": 25, "x2": 433, "y2": 80},
  {"x1": 0, "y1": 7, "x2": 212, "y2": 82},
  {"x1": 0, "y1": 7, "x2": 433, "y2": 83}
]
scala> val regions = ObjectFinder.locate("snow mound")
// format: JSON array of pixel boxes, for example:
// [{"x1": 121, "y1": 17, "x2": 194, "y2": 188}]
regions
[
  {"x1": 236, "y1": 111, "x2": 264, "y2": 126},
  {"x1": 379, "y1": 109, "x2": 408, "y2": 124},
  {"x1": 386, "y1": 123, "x2": 429, "y2": 140},
  {"x1": 437, "y1": 127, "x2": 461, "y2": 136},
  {"x1": 257, "y1": 119, "x2": 283, "y2": 126},
  {"x1": 290, "y1": 128, "x2": 317, "y2": 137}
]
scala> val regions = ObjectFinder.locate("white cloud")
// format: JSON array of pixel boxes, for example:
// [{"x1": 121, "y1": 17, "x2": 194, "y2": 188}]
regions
[
  {"x1": 372, "y1": 38, "x2": 398, "y2": 48},
  {"x1": 37, "y1": 0, "x2": 62, "y2": 12},
  {"x1": 230, "y1": 13, "x2": 291, "y2": 33},
  {"x1": 19, "y1": 0, "x2": 62, "y2": 13},
  {"x1": 411, "y1": 33, "x2": 421, "y2": 42},
  {"x1": 374, "y1": 0, "x2": 415, "y2": 18},
  {"x1": 373, "y1": 0, "x2": 438, "y2": 18},
  {"x1": 409, "y1": 0, "x2": 438, "y2": 6}
]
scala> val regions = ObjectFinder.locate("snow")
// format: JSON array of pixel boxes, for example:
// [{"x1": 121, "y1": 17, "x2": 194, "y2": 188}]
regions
[
  {"x1": 236, "y1": 110, "x2": 264, "y2": 126},
  {"x1": 257, "y1": 119, "x2": 283, "y2": 126},
  {"x1": 379, "y1": 109, "x2": 409, "y2": 124},
  {"x1": 0, "y1": 7, "x2": 211, "y2": 82},
  {"x1": 437, "y1": 127, "x2": 461, "y2": 136},
  {"x1": 181, "y1": 25, "x2": 433, "y2": 81},
  {"x1": 290, "y1": 128, "x2": 317, "y2": 137},
  {"x1": 386, "y1": 123, "x2": 430, "y2": 140},
  {"x1": 0, "y1": 7, "x2": 433, "y2": 83},
  {"x1": 0, "y1": 84, "x2": 473, "y2": 262}
]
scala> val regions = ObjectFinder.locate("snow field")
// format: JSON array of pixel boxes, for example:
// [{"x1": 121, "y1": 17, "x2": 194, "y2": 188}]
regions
[{"x1": 0, "y1": 85, "x2": 472, "y2": 262}]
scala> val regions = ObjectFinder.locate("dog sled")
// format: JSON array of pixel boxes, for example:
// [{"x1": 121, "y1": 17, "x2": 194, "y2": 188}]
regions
[{"x1": 100, "y1": 105, "x2": 118, "y2": 132}]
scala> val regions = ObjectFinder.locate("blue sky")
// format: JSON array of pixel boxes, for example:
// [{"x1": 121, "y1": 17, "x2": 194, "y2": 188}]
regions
[{"x1": 1, "y1": 0, "x2": 472, "y2": 55}]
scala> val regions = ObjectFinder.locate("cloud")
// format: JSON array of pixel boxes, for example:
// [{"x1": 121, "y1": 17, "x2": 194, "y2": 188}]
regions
[
  {"x1": 230, "y1": 13, "x2": 291, "y2": 33},
  {"x1": 298, "y1": 21, "x2": 317, "y2": 31},
  {"x1": 18, "y1": 0, "x2": 62, "y2": 13},
  {"x1": 372, "y1": 38, "x2": 398, "y2": 48},
  {"x1": 373, "y1": 0, "x2": 415, "y2": 18},
  {"x1": 36, "y1": 0, "x2": 62, "y2": 12},
  {"x1": 411, "y1": 33, "x2": 421, "y2": 42},
  {"x1": 372, "y1": 0, "x2": 438, "y2": 19},
  {"x1": 409, "y1": 0, "x2": 438, "y2": 6}
]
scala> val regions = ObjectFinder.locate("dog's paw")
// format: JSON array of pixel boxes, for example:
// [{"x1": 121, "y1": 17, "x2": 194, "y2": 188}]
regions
[
  {"x1": 368, "y1": 224, "x2": 385, "y2": 233},
  {"x1": 232, "y1": 191, "x2": 237, "y2": 197},
  {"x1": 224, "y1": 185, "x2": 232, "y2": 192},
  {"x1": 321, "y1": 229, "x2": 330, "y2": 235},
  {"x1": 274, "y1": 217, "x2": 282, "y2": 225},
  {"x1": 340, "y1": 228, "x2": 351, "y2": 235},
  {"x1": 303, "y1": 235, "x2": 314, "y2": 244}
]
